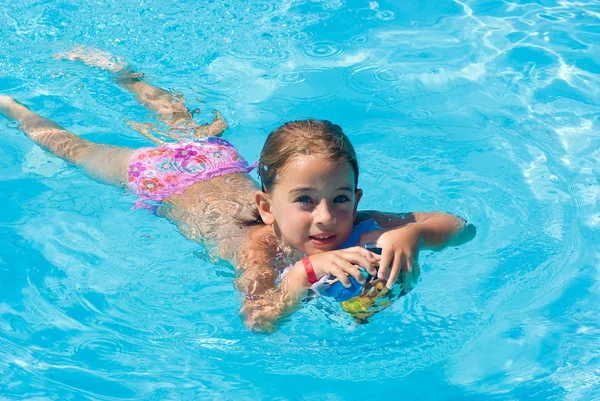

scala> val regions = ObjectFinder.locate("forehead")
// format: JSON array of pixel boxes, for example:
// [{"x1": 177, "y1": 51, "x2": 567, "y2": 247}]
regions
[{"x1": 278, "y1": 155, "x2": 354, "y2": 187}]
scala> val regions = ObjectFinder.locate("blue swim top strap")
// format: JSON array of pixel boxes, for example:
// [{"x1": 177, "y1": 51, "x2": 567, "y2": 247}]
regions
[{"x1": 339, "y1": 219, "x2": 381, "y2": 249}]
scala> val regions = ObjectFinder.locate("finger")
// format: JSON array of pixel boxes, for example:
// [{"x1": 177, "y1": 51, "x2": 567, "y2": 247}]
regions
[
  {"x1": 341, "y1": 250, "x2": 379, "y2": 275},
  {"x1": 336, "y1": 259, "x2": 366, "y2": 286},
  {"x1": 340, "y1": 251, "x2": 377, "y2": 276},
  {"x1": 402, "y1": 255, "x2": 412, "y2": 273},
  {"x1": 377, "y1": 249, "x2": 393, "y2": 280},
  {"x1": 403, "y1": 257, "x2": 415, "y2": 292},
  {"x1": 345, "y1": 246, "x2": 381, "y2": 263},
  {"x1": 386, "y1": 253, "x2": 403, "y2": 289},
  {"x1": 329, "y1": 265, "x2": 352, "y2": 287}
]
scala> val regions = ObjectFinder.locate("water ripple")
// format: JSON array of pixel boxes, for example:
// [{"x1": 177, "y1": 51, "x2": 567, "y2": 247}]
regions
[
  {"x1": 347, "y1": 64, "x2": 407, "y2": 95},
  {"x1": 408, "y1": 109, "x2": 432, "y2": 120},
  {"x1": 349, "y1": 37, "x2": 366, "y2": 46},
  {"x1": 276, "y1": 71, "x2": 306, "y2": 84},
  {"x1": 71, "y1": 334, "x2": 127, "y2": 365},
  {"x1": 302, "y1": 40, "x2": 346, "y2": 59}
]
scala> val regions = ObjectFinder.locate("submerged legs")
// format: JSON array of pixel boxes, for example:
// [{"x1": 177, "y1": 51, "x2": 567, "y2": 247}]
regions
[
  {"x1": 0, "y1": 96, "x2": 134, "y2": 187},
  {"x1": 58, "y1": 46, "x2": 228, "y2": 142}
]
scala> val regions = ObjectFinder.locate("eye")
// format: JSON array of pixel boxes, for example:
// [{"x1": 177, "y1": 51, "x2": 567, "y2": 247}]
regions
[
  {"x1": 295, "y1": 195, "x2": 313, "y2": 204},
  {"x1": 334, "y1": 195, "x2": 350, "y2": 203}
]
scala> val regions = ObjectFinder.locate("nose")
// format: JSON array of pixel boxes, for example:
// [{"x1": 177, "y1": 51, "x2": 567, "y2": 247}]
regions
[{"x1": 314, "y1": 199, "x2": 336, "y2": 226}]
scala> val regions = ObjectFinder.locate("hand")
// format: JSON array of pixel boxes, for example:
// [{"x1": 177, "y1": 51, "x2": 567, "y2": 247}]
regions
[
  {"x1": 360, "y1": 225, "x2": 421, "y2": 290},
  {"x1": 306, "y1": 247, "x2": 380, "y2": 288}
]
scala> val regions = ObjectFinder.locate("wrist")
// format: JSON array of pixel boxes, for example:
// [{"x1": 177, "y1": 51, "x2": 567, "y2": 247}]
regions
[
  {"x1": 301, "y1": 256, "x2": 319, "y2": 284},
  {"x1": 407, "y1": 222, "x2": 428, "y2": 247},
  {"x1": 291, "y1": 260, "x2": 315, "y2": 287}
]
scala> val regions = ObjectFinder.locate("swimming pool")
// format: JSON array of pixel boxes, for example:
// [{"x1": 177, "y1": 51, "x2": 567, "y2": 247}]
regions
[{"x1": 1, "y1": 0, "x2": 599, "y2": 399}]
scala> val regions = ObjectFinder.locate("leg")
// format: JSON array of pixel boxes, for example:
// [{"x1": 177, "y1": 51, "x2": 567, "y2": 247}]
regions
[
  {"x1": 57, "y1": 47, "x2": 228, "y2": 139},
  {"x1": 0, "y1": 96, "x2": 134, "y2": 187},
  {"x1": 119, "y1": 78, "x2": 228, "y2": 139}
]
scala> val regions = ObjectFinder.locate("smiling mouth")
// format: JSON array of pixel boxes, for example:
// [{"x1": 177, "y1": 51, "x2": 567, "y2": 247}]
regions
[{"x1": 310, "y1": 234, "x2": 337, "y2": 244}]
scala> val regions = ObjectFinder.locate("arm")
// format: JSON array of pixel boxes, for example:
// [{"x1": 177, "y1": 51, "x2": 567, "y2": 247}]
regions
[
  {"x1": 412, "y1": 212, "x2": 476, "y2": 249},
  {"x1": 358, "y1": 211, "x2": 476, "y2": 289},
  {"x1": 357, "y1": 210, "x2": 475, "y2": 249},
  {"x1": 236, "y1": 262, "x2": 311, "y2": 334},
  {"x1": 235, "y1": 244, "x2": 379, "y2": 333}
]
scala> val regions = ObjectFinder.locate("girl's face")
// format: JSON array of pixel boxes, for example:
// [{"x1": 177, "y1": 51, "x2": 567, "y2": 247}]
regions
[{"x1": 256, "y1": 155, "x2": 362, "y2": 255}]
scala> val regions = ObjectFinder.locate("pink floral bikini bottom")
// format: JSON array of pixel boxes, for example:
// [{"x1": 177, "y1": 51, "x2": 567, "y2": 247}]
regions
[{"x1": 128, "y1": 137, "x2": 256, "y2": 208}]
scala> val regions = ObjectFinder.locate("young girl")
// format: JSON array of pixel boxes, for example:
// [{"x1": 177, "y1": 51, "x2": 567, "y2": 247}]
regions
[{"x1": 0, "y1": 48, "x2": 474, "y2": 332}]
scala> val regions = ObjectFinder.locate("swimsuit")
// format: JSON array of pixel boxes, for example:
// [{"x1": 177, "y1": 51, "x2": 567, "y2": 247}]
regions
[
  {"x1": 338, "y1": 219, "x2": 382, "y2": 249},
  {"x1": 128, "y1": 137, "x2": 256, "y2": 208}
]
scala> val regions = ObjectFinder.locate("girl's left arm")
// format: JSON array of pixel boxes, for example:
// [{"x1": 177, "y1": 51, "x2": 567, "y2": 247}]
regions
[
  {"x1": 356, "y1": 211, "x2": 476, "y2": 289},
  {"x1": 356, "y1": 210, "x2": 476, "y2": 249}
]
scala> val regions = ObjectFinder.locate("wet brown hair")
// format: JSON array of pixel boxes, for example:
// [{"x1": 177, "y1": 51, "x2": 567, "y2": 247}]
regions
[
  {"x1": 245, "y1": 119, "x2": 359, "y2": 225},
  {"x1": 258, "y1": 119, "x2": 359, "y2": 192}
]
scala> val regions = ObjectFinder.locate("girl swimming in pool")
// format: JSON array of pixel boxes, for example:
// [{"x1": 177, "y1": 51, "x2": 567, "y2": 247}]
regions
[{"x1": 0, "y1": 47, "x2": 475, "y2": 332}]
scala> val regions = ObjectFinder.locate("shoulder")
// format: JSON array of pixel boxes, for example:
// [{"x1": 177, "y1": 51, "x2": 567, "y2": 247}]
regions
[{"x1": 235, "y1": 225, "x2": 281, "y2": 272}]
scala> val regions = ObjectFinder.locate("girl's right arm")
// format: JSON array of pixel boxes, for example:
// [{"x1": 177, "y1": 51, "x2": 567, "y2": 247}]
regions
[
  {"x1": 237, "y1": 247, "x2": 380, "y2": 333},
  {"x1": 237, "y1": 263, "x2": 311, "y2": 333}
]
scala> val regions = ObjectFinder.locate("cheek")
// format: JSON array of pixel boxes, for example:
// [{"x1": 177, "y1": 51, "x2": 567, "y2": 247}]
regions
[
  {"x1": 296, "y1": 212, "x2": 313, "y2": 226},
  {"x1": 336, "y1": 205, "x2": 355, "y2": 218},
  {"x1": 282, "y1": 209, "x2": 311, "y2": 228},
  {"x1": 274, "y1": 200, "x2": 296, "y2": 219}
]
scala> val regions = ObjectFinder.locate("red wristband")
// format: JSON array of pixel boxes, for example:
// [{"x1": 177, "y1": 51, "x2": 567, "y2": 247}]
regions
[{"x1": 301, "y1": 257, "x2": 319, "y2": 284}]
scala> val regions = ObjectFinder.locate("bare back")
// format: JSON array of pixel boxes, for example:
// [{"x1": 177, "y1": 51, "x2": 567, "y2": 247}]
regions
[{"x1": 157, "y1": 172, "x2": 262, "y2": 260}]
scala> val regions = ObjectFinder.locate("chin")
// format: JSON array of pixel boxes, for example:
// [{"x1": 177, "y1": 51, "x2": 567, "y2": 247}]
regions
[
  {"x1": 309, "y1": 244, "x2": 338, "y2": 254},
  {"x1": 305, "y1": 248, "x2": 324, "y2": 255}
]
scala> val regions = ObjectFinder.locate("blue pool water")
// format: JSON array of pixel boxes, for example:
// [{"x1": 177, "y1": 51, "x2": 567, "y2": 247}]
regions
[{"x1": 1, "y1": 0, "x2": 599, "y2": 399}]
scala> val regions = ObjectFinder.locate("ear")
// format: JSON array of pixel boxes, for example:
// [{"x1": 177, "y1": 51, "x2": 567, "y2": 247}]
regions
[
  {"x1": 353, "y1": 189, "x2": 363, "y2": 217},
  {"x1": 254, "y1": 190, "x2": 275, "y2": 225}
]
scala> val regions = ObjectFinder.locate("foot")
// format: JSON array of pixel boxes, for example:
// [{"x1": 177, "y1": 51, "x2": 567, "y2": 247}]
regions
[
  {"x1": 55, "y1": 46, "x2": 128, "y2": 74},
  {"x1": 208, "y1": 111, "x2": 228, "y2": 137},
  {"x1": 192, "y1": 111, "x2": 228, "y2": 138},
  {"x1": 0, "y1": 96, "x2": 20, "y2": 119}
]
